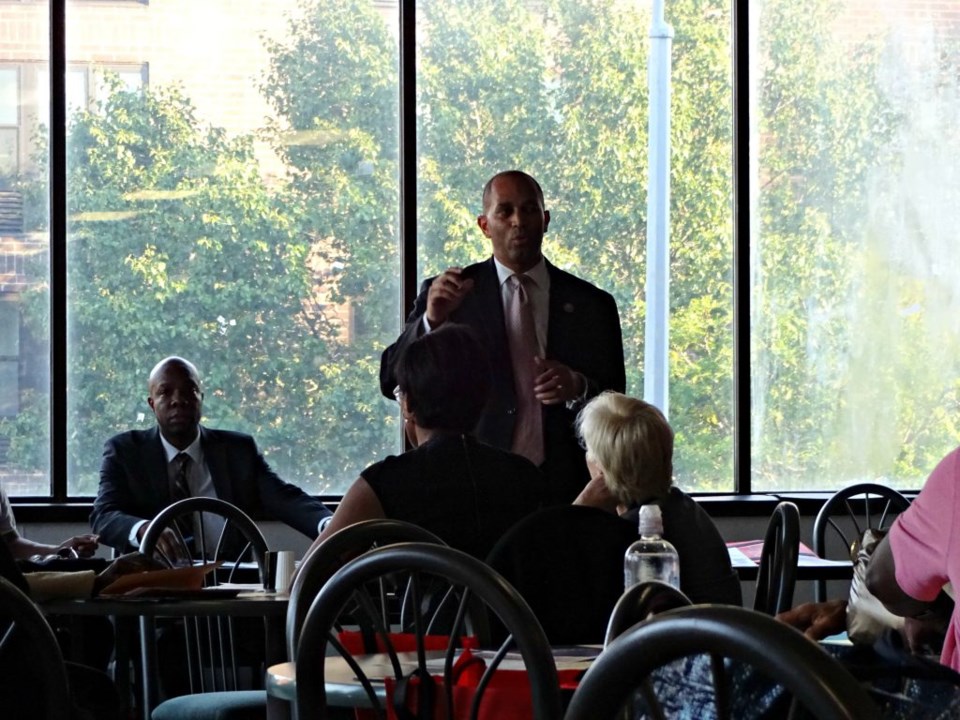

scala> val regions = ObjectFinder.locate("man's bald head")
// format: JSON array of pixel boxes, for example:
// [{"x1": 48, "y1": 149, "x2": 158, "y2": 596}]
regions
[
  {"x1": 147, "y1": 357, "x2": 204, "y2": 450},
  {"x1": 148, "y1": 356, "x2": 201, "y2": 391}
]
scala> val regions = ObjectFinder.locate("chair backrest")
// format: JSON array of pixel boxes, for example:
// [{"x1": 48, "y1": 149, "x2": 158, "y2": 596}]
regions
[
  {"x1": 604, "y1": 580, "x2": 692, "y2": 647},
  {"x1": 139, "y1": 496, "x2": 270, "y2": 585},
  {"x1": 812, "y1": 483, "x2": 910, "y2": 602},
  {"x1": 138, "y1": 497, "x2": 270, "y2": 695},
  {"x1": 295, "y1": 542, "x2": 562, "y2": 720},
  {"x1": 286, "y1": 518, "x2": 447, "y2": 659},
  {"x1": 566, "y1": 605, "x2": 878, "y2": 720},
  {"x1": 485, "y1": 504, "x2": 637, "y2": 644},
  {"x1": 0, "y1": 576, "x2": 73, "y2": 720},
  {"x1": 754, "y1": 500, "x2": 799, "y2": 615}
]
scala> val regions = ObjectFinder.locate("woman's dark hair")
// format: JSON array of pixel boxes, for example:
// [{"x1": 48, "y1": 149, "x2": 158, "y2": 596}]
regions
[{"x1": 395, "y1": 323, "x2": 491, "y2": 433}]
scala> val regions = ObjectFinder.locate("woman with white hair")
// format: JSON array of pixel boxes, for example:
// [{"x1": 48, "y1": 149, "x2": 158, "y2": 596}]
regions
[{"x1": 574, "y1": 391, "x2": 741, "y2": 605}]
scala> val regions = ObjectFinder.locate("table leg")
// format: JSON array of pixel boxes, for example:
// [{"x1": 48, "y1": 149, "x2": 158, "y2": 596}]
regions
[
  {"x1": 139, "y1": 616, "x2": 158, "y2": 720},
  {"x1": 264, "y1": 615, "x2": 291, "y2": 720},
  {"x1": 112, "y1": 615, "x2": 136, "y2": 718},
  {"x1": 266, "y1": 693, "x2": 292, "y2": 720}
]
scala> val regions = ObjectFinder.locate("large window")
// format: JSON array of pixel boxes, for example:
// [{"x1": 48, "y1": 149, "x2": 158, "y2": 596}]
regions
[
  {"x1": 413, "y1": 0, "x2": 735, "y2": 492},
  {"x1": 1, "y1": 0, "x2": 736, "y2": 499},
  {"x1": 751, "y1": 0, "x2": 960, "y2": 490},
  {"x1": 0, "y1": 67, "x2": 19, "y2": 176},
  {"x1": 2, "y1": 0, "x2": 956, "y2": 501}
]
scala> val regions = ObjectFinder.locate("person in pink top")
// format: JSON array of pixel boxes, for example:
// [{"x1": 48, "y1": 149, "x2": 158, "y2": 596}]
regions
[{"x1": 867, "y1": 448, "x2": 959, "y2": 670}]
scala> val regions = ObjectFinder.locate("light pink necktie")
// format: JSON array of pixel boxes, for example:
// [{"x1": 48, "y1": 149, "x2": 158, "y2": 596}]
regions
[{"x1": 506, "y1": 274, "x2": 544, "y2": 465}]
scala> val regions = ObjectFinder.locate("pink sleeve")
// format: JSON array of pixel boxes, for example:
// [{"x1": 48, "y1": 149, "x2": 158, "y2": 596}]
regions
[{"x1": 888, "y1": 448, "x2": 960, "y2": 602}]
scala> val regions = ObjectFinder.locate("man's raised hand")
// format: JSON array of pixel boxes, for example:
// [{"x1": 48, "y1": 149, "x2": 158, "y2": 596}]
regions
[{"x1": 425, "y1": 267, "x2": 475, "y2": 328}]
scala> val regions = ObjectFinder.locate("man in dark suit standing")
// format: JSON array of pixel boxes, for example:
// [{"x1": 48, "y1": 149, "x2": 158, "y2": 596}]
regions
[
  {"x1": 91, "y1": 356, "x2": 331, "y2": 553},
  {"x1": 380, "y1": 170, "x2": 625, "y2": 503}
]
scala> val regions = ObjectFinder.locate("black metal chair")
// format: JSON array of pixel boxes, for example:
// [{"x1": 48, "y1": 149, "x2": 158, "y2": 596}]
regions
[
  {"x1": 296, "y1": 542, "x2": 562, "y2": 720},
  {"x1": 154, "y1": 519, "x2": 447, "y2": 720},
  {"x1": 0, "y1": 575, "x2": 73, "y2": 720},
  {"x1": 139, "y1": 496, "x2": 269, "y2": 581},
  {"x1": 812, "y1": 483, "x2": 910, "y2": 602},
  {"x1": 565, "y1": 605, "x2": 878, "y2": 720},
  {"x1": 139, "y1": 498, "x2": 270, "y2": 717},
  {"x1": 286, "y1": 518, "x2": 447, "y2": 659},
  {"x1": 754, "y1": 500, "x2": 799, "y2": 615},
  {"x1": 486, "y1": 504, "x2": 638, "y2": 645},
  {"x1": 604, "y1": 580, "x2": 692, "y2": 647}
]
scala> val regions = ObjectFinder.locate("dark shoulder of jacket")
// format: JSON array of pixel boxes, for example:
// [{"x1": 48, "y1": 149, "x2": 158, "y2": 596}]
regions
[
  {"x1": 201, "y1": 427, "x2": 256, "y2": 447},
  {"x1": 546, "y1": 261, "x2": 616, "y2": 301},
  {"x1": 106, "y1": 427, "x2": 157, "y2": 449},
  {"x1": 459, "y1": 258, "x2": 494, "y2": 280},
  {"x1": 421, "y1": 258, "x2": 492, "y2": 290}
]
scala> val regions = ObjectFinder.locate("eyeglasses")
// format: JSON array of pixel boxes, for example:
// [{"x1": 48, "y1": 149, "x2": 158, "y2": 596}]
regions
[{"x1": 392, "y1": 386, "x2": 404, "y2": 402}]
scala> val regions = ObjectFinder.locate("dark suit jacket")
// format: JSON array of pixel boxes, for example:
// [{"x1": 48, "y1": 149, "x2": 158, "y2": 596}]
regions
[
  {"x1": 380, "y1": 257, "x2": 625, "y2": 503},
  {"x1": 90, "y1": 426, "x2": 331, "y2": 552}
]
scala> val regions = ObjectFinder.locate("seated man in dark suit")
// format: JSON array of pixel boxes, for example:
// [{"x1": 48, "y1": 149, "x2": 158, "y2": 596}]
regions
[{"x1": 91, "y1": 356, "x2": 331, "y2": 553}]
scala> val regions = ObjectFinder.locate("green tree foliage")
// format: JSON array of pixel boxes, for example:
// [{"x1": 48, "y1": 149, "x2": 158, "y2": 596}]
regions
[
  {"x1": 260, "y1": 0, "x2": 404, "y2": 490},
  {"x1": 6, "y1": 83, "x2": 383, "y2": 494},
  {"x1": 545, "y1": 0, "x2": 734, "y2": 489},
  {"x1": 261, "y1": 0, "x2": 399, "y2": 327},
  {"x1": 415, "y1": 0, "x2": 735, "y2": 489},
  {"x1": 416, "y1": 0, "x2": 554, "y2": 273},
  {"x1": 751, "y1": 0, "x2": 910, "y2": 489}
]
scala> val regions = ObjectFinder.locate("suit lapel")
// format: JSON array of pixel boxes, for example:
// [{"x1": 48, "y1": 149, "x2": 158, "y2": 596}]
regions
[
  {"x1": 145, "y1": 428, "x2": 172, "y2": 505},
  {"x1": 545, "y1": 261, "x2": 574, "y2": 358},
  {"x1": 201, "y1": 428, "x2": 234, "y2": 504},
  {"x1": 469, "y1": 259, "x2": 508, "y2": 348}
]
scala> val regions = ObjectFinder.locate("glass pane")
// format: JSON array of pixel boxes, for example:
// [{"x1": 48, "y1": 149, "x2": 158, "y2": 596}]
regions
[
  {"x1": 0, "y1": 128, "x2": 17, "y2": 176},
  {"x1": 0, "y1": 362, "x2": 17, "y2": 417},
  {"x1": 63, "y1": 0, "x2": 400, "y2": 495},
  {"x1": 0, "y1": 301, "x2": 17, "y2": 355},
  {"x1": 65, "y1": 68, "x2": 87, "y2": 114},
  {"x1": 752, "y1": 0, "x2": 960, "y2": 491},
  {"x1": 0, "y1": 299, "x2": 19, "y2": 418},
  {"x1": 111, "y1": 68, "x2": 144, "y2": 94},
  {"x1": 0, "y1": 12, "x2": 50, "y2": 496},
  {"x1": 415, "y1": 0, "x2": 734, "y2": 491},
  {"x1": 0, "y1": 68, "x2": 17, "y2": 125}
]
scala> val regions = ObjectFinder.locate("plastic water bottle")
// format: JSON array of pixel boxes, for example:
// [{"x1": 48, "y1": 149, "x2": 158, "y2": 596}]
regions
[{"x1": 624, "y1": 504, "x2": 680, "y2": 590}]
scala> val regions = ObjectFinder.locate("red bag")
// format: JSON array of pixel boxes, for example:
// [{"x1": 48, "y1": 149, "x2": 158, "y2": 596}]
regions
[
  {"x1": 384, "y1": 648, "x2": 583, "y2": 720},
  {"x1": 337, "y1": 631, "x2": 481, "y2": 720}
]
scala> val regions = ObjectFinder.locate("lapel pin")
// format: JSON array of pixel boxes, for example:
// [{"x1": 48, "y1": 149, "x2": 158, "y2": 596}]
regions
[{"x1": 563, "y1": 302, "x2": 575, "y2": 313}]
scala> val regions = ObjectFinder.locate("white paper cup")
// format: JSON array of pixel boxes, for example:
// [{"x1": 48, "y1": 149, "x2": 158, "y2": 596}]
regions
[{"x1": 274, "y1": 550, "x2": 296, "y2": 593}]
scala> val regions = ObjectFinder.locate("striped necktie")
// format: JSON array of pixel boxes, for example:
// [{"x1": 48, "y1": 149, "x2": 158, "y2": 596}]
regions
[{"x1": 172, "y1": 452, "x2": 191, "y2": 502}]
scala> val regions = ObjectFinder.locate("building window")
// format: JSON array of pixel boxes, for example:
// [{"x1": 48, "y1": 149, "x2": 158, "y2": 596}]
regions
[
  {"x1": 0, "y1": 67, "x2": 19, "y2": 177},
  {"x1": 4, "y1": 0, "x2": 957, "y2": 501},
  {"x1": 0, "y1": 301, "x2": 19, "y2": 417},
  {"x1": 750, "y1": 0, "x2": 960, "y2": 491}
]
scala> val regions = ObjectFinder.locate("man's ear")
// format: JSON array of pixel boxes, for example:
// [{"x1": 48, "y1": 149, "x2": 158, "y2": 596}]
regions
[
  {"x1": 400, "y1": 394, "x2": 414, "y2": 421},
  {"x1": 543, "y1": 209, "x2": 551, "y2": 233},
  {"x1": 477, "y1": 214, "x2": 490, "y2": 237},
  {"x1": 147, "y1": 396, "x2": 156, "y2": 412}
]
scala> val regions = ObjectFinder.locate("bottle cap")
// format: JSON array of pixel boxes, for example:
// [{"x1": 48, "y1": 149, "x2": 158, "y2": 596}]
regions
[{"x1": 638, "y1": 504, "x2": 664, "y2": 536}]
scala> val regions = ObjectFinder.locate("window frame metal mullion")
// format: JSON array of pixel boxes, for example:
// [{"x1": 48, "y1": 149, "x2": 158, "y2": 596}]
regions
[{"x1": 50, "y1": 0, "x2": 68, "y2": 502}]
